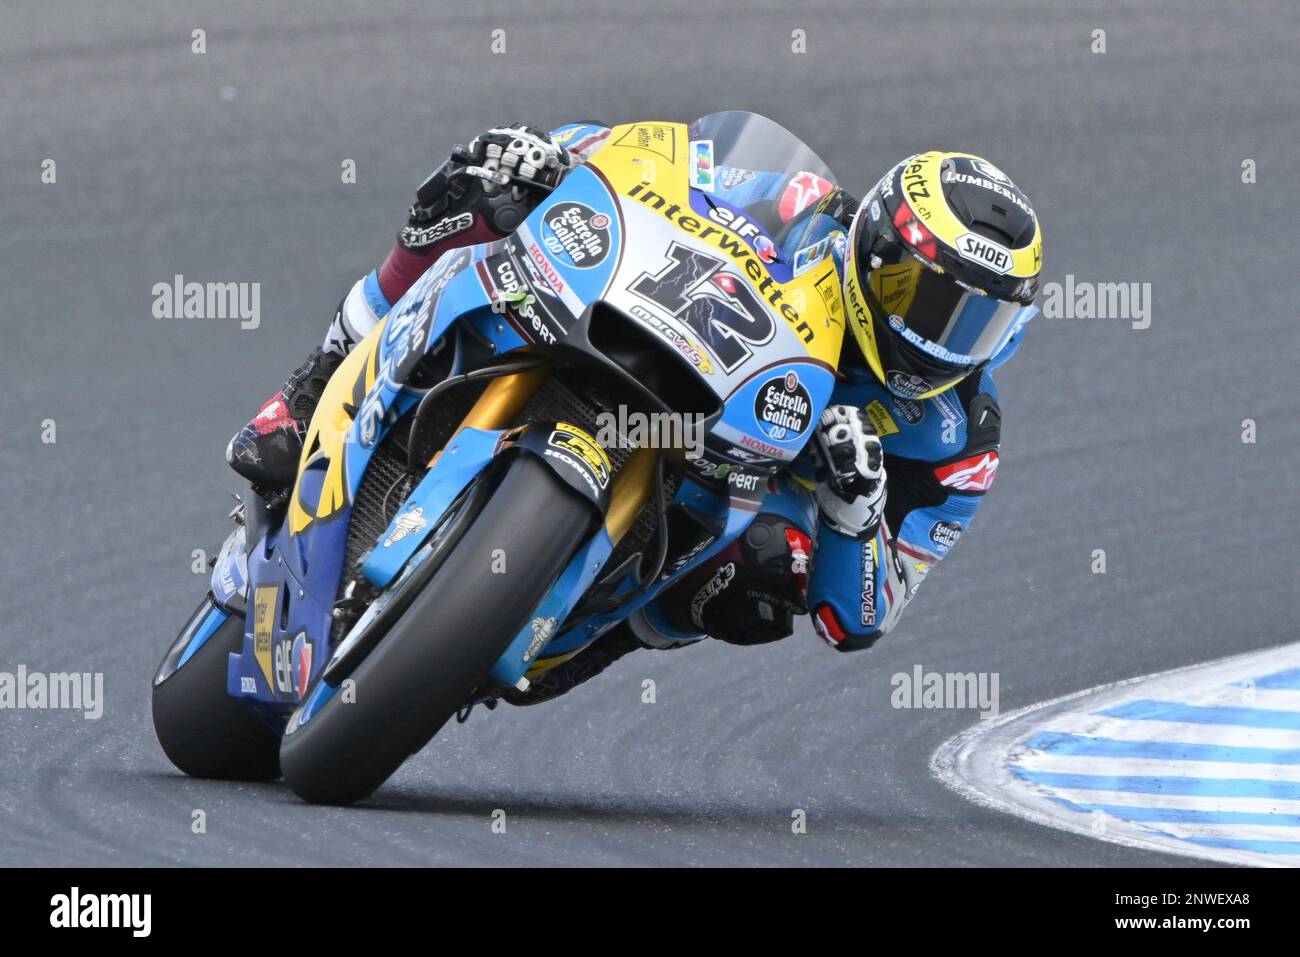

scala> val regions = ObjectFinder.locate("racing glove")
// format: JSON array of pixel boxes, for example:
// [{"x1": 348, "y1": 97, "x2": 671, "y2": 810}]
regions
[
  {"x1": 399, "y1": 123, "x2": 572, "y2": 252},
  {"x1": 812, "y1": 404, "x2": 886, "y2": 539}
]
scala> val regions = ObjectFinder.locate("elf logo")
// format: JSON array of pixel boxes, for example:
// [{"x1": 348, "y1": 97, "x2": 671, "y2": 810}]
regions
[
  {"x1": 274, "y1": 632, "x2": 313, "y2": 697},
  {"x1": 955, "y1": 233, "x2": 1013, "y2": 274}
]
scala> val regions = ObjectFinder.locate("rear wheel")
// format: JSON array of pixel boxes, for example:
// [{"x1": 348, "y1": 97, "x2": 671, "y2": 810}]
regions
[
  {"x1": 280, "y1": 454, "x2": 595, "y2": 805},
  {"x1": 152, "y1": 603, "x2": 282, "y2": 781}
]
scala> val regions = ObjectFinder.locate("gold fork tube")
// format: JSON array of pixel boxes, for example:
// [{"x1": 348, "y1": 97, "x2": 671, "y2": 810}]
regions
[
  {"x1": 428, "y1": 365, "x2": 550, "y2": 466},
  {"x1": 604, "y1": 446, "x2": 659, "y2": 544},
  {"x1": 434, "y1": 365, "x2": 657, "y2": 546}
]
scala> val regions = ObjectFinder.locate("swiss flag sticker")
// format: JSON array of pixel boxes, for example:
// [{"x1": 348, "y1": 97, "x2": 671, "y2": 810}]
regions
[{"x1": 935, "y1": 451, "x2": 999, "y2": 492}]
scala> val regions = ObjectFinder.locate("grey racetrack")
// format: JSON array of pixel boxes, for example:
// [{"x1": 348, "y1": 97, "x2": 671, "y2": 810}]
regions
[{"x1": 3, "y1": 0, "x2": 1298, "y2": 866}]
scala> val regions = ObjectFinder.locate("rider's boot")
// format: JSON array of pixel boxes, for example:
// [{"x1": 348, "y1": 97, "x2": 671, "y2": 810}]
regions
[{"x1": 225, "y1": 346, "x2": 343, "y2": 492}]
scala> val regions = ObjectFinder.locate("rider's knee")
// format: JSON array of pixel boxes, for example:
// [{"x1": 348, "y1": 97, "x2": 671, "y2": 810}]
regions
[{"x1": 657, "y1": 514, "x2": 812, "y2": 646}]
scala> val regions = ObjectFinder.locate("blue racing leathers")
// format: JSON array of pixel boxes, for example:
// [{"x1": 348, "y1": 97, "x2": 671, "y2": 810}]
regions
[{"x1": 796, "y1": 364, "x2": 1003, "y2": 650}]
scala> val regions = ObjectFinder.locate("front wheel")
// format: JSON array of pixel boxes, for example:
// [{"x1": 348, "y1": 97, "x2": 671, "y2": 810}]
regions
[
  {"x1": 280, "y1": 453, "x2": 595, "y2": 805},
  {"x1": 152, "y1": 600, "x2": 282, "y2": 781}
]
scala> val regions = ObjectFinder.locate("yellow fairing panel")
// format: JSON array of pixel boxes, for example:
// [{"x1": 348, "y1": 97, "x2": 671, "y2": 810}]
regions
[{"x1": 287, "y1": 319, "x2": 385, "y2": 536}]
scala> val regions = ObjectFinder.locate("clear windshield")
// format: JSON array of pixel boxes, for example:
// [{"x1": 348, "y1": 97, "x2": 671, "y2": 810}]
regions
[{"x1": 685, "y1": 111, "x2": 837, "y2": 241}]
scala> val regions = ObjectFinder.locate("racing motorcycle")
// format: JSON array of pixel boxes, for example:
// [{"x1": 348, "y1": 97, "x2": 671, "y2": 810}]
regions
[{"x1": 152, "y1": 111, "x2": 846, "y2": 804}]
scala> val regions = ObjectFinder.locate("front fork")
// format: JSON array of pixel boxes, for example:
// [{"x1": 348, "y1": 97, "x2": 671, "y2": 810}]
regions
[
  {"x1": 372, "y1": 365, "x2": 660, "y2": 693},
  {"x1": 441, "y1": 366, "x2": 660, "y2": 543}
]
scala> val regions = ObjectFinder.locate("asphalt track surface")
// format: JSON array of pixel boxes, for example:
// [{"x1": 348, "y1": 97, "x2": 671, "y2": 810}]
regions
[{"x1": 3, "y1": 0, "x2": 1298, "y2": 866}]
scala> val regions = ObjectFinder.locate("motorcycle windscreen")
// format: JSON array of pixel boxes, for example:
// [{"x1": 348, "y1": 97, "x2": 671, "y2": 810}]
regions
[{"x1": 685, "y1": 111, "x2": 838, "y2": 241}]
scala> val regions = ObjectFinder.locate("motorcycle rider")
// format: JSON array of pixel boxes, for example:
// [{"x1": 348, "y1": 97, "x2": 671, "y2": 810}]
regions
[{"x1": 227, "y1": 120, "x2": 1042, "y2": 702}]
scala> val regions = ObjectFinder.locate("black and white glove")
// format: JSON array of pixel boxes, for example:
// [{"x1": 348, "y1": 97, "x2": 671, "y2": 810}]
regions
[
  {"x1": 464, "y1": 124, "x2": 571, "y2": 197},
  {"x1": 812, "y1": 405, "x2": 886, "y2": 538},
  {"x1": 400, "y1": 124, "x2": 573, "y2": 252}
]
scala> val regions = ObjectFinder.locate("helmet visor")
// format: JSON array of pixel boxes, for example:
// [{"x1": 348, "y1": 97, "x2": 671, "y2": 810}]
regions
[{"x1": 868, "y1": 256, "x2": 1027, "y2": 367}]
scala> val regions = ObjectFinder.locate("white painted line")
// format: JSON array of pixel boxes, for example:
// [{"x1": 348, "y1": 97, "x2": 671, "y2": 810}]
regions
[
  {"x1": 1189, "y1": 687, "x2": 1300, "y2": 712},
  {"x1": 1046, "y1": 788, "x2": 1300, "y2": 815},
  {"x1": 1011, "y1": 753, "x2": 1300, "y2": 782},
  {"x1": 1032, "y1": 716, "x2": 1300, "y2": 750}
]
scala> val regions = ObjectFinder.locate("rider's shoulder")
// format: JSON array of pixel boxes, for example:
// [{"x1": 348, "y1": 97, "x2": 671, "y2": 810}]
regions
[{"x1": 946, "y1": 369, "x2": 1001, "y2": 453}]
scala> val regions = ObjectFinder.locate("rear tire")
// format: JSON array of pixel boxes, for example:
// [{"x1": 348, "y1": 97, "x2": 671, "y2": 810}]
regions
[
  {"x1": 280, "y1": 454, "x2": 595, "y2": 805},
  {"x1": 152, "y1": 608, "x2": 282, "y2": 781}
]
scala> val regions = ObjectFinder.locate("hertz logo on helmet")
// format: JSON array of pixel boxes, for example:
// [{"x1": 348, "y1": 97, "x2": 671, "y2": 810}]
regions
[{"x1": 954, "y1": 233, "x2": 1013, "y2": 275}]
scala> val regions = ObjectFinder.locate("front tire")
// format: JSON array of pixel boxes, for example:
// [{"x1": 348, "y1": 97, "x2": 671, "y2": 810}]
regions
[
  {"x1": 152, "y1": 603, "x2": 282, "y2": 781},
  {"x1": 280, "y1": 454, "x2": 595, "y2": 805}
]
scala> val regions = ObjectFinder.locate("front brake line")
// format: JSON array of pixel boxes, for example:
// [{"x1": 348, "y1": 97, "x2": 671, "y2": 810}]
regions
[{"x1": 405, "y1": 355, "x2": 549, "y2": 472}]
